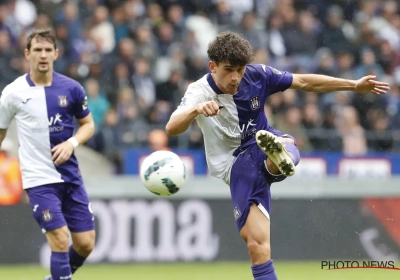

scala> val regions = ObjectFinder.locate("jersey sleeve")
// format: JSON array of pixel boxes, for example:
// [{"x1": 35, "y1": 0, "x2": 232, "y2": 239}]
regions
[
  {"x1": 171, "y1": 84, "x2": 206, "y2": 116},
  {"x1": 259, "y1": 64, "x2": 293, "y2": 95},
  {"x1": 73, "y1": 84, "x2": 90, "y2": 119},
  {"x1": 0, "y1": 90, "x2": 16, "y2": 129}
]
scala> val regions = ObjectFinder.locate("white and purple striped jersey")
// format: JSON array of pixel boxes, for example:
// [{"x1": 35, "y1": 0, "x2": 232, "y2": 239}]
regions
[
  {"x1": 0, "y1": 72, "x2": 90, "y2": 189},
  {"x1": 173, "y1": 64, "x2": 293, "y2": 183}
]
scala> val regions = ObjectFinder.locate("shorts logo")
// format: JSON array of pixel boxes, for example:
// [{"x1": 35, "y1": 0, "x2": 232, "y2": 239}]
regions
[
  {"x1": 42, "y1": 210, "x2": 53, "y2": 222},
  {"x1": 58, "y1": 95, "x2": 68, "y2": 107},
  {"x1": 33, "y1": 204, "x2": 39, "y2": 212},
  {"x1": 233, "y1": 207, "x2": 241, "y2": 220},
  {"x1": 250, "y1": 96, "x2": 260, "y2": 110}
]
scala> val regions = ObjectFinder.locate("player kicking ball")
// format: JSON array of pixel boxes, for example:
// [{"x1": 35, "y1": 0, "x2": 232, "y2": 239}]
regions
[
  {"x1": 166, "y1": 31, "x2": 390, "y2": 279},
  {"x1": 0, "y1": 29, "x2": 96, "y2": 280}
]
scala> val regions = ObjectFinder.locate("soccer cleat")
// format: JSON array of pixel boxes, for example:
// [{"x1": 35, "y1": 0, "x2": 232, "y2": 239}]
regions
[
  {"x1": 43, "y1": 276, "x2": 52, "y2": 280},
  {"x1": 256, "y1": 130, "x2": 295, "y2": 176}
]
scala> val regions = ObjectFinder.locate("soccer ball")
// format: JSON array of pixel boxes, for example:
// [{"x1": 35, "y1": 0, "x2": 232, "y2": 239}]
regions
[{"x1": 140, "y1": 150, "x2": 186, "y2": 196}]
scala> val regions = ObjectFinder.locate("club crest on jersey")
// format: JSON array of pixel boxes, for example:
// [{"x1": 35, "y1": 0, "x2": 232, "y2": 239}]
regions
[
  {"x1": 42, "y1": 210, "x2": 52, "y2": 222},
  {"x1": 250, "y1": 96, "x2": 260, "y2": 110},
  {"x1": 58, "y1": 95, "x2": 68, "y2": 107}
]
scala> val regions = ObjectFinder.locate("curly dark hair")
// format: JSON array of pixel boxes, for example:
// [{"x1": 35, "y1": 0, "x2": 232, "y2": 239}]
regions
[{"x1": 207, "y1": 32, "x2": 254, "y2": 66}]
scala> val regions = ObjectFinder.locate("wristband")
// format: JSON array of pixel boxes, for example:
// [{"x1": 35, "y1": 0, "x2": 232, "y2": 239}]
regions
[{"x1": 67, "y1": 137, "x2": 79, "y2": 148}]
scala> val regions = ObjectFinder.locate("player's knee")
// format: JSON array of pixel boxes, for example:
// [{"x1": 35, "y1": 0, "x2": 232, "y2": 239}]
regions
[
  {"x1": 77, "y1": 240, "x2": 94, "y2": 256},
  {"x1": 246, "y1": 239, "x2": 271, "y2": 263},
  {"x1": 74, "y1": 231, "x2": 95, "y2": 256},
  {"x1": 46, "y1": 228, "x2": 69, "y2": 252}
]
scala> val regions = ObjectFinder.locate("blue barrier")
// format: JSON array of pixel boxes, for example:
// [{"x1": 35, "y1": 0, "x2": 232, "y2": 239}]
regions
[{"x1": 123, "y1": 149, "x2": 400, "y2": 176}]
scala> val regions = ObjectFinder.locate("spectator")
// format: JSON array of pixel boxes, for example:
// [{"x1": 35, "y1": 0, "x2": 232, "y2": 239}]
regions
[
  {"x1": 337, "y1": 106, "x2": 368, "y2": 156},
  {"x1": 90, "y1": 6, "x2": 115, "y2": 54},
  {"x1": 318, "y1": 5, "x2": 353, "y2": 54},
  {"x1": 148, "y1": 129, "x2": 171, "y2": 152},
  {"x1": 86, "y1": 78, "x2": 110, "y2": 126},
  {"x1": 0, "y1": 0, "x2": 398, "y2": 170},
  {"x1": 132, "y1": 57, "x2": 156, "y2": 110},
  {"x1": 275, "y1": 107, "x2": 312, "y2": 151},
  {"x1": 234, "y1": 12, "x2": 265, "y2": 50},
  {"x1": 212, "y1": 0, "x2": 235, "y2": 31}
]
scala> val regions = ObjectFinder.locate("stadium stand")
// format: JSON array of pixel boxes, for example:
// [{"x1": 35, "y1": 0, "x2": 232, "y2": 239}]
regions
[{"x1": 1, "y1": 0, "x2": 399, "y2": 173}]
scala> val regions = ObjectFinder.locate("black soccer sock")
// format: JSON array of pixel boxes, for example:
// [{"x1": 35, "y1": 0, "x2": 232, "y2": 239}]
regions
[{"x1": 69, "y1": 245, "x2": 87, "y2": 274}]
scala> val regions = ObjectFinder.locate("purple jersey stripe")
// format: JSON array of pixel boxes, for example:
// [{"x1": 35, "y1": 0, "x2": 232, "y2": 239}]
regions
[{"x1": 27, "y1": 72, "x2": 87, "y2": 185}]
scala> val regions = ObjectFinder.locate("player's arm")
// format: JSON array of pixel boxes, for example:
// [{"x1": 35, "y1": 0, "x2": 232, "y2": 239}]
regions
[
  {"x1": 166, "y1": 106, "x2": 199, "y2": 136},
  {"x1": 51, "y1": 114, "x2": 95, "y2": 165},
  {"x1": 166, "y1": 102, "x2": 220, "y2": 136},
  {"x1": 72, "y1": 114, "x2": 95, "y2": 146},
  {"x1": 290, "y1": 74, "x2": 390, "y2": 95},
  {"x1": 52, "y1": 84, "x2": 95, "y2": 165},
  {"x1": 166, "y1": 85, "x2": 220, "y2": 136},
  {"x1": 0, "y1": 89, "x2": 15, "y2": 147}
]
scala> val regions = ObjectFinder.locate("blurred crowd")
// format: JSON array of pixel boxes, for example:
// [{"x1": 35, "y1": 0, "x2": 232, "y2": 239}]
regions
[{"x1": 1, "y1": 0, "x2": 400, "y2": 172}]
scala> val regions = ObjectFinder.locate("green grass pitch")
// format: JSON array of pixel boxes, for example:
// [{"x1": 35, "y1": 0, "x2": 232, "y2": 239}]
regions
[{"x1": 1, "y1": 262, "x2": 399, "y2": 280}]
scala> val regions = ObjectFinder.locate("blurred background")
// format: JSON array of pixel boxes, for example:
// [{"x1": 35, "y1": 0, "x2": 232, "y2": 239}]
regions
[{"x1": 1, "y1": 0, "x2": 400, "y2": 279}]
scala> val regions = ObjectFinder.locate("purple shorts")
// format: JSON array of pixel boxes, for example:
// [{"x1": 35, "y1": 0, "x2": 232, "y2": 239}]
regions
[
  {"x1": 230, "y1": 134, "x2": 297, "y2": 231},
  {"x1": 25, "y1": 183, "x2": 95, "y2": 233}
]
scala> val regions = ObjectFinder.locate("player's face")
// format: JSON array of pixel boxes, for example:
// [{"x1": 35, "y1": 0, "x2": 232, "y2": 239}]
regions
[
  {"x1": 24, "y1": 38, "x2": 58, "y2": 74},
  {"x1": 209, "y1": 61, "x2": 246, "y2": 94}
]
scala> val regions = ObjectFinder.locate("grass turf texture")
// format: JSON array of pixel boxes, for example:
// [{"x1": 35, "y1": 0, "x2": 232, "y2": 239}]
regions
[{"x1": 1, "y1": 262, "x2": 399, "y2": 280}]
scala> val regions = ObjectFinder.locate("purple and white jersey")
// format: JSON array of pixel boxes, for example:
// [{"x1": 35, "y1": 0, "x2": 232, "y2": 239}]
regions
[
  {"x1": 173, "y1": 64, "x2": 293, "y2": 183},
  {"x1": 0, "y1": 72, "x2": 90, "y2": 189}
]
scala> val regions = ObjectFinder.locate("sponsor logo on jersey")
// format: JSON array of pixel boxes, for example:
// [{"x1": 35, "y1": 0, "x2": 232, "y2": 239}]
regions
[
  {"x1": 30, "y1": 113, "x2": 65, "y2": 133},
  {"x1": 221, "y1": 119, "x2": 257, "y2": 139}
]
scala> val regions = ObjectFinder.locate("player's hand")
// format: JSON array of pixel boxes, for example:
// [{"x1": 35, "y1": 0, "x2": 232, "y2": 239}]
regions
[
  {"x1": 196, "y1": 101, "x2": 221, "y2": 117},
  {"x1": 355, "y1": 75, "x2": 390, "y2": 95},
  {"x1": 51, "y1": 141, "x2": 74, "y2": 166}
]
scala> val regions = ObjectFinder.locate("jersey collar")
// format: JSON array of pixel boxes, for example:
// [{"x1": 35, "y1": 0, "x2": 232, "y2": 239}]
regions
[
  {"x1": 26, "y1": 72, "x2": 56, "y2": 87},
  {"x1": 207, "y1": 73, "x2": 225, "y2": 95},
  {"x1": 26, "y1": 73, "x2": 35, "y2": 87}
]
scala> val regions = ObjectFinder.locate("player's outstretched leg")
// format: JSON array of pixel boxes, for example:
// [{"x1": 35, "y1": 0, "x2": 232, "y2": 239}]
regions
[{"x1": 256, "y1": 130, "x2": 300, "y2": 176}]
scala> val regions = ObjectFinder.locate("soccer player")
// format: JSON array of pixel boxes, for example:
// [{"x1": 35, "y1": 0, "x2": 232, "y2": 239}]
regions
[
  {"x1": 166, "y1": 32, "x2": 390, "y2": 280},
  {"x1": 0, "y1": 28, "x2": 95, "y2": 280}
]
